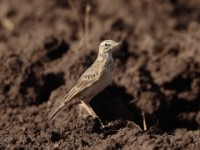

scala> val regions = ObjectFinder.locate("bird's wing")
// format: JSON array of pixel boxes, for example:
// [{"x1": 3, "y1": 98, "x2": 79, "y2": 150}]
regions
[{"x1": 49, "y1": 60, "x2": 104, "y2": 122}]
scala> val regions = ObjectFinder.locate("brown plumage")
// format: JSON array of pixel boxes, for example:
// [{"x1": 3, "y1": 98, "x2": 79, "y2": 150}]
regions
[{"x1": 49, "y1": 40, "x2": 120, "y2": 122}]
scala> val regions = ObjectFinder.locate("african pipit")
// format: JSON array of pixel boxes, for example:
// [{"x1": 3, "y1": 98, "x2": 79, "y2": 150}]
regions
[{"x1": 49, "y1": 40, "x2": 120, "y2": 122}]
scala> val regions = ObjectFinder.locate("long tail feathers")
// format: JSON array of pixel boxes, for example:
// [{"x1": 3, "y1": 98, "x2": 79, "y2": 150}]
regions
[
  {"x1": 49, "y1": 103, "x2": 66, "y2": 122},
  {"x1": 49, "y1": 87, "x2": 79, "y2": 122}
]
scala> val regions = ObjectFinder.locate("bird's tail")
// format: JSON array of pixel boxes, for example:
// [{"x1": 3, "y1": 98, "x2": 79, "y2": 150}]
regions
[
  {"x1": 49, "y1": 103, "x2": 66, "y2": 122},
  {"x1": 49, "y1": 87, "x2": 78, "y2": 122}
]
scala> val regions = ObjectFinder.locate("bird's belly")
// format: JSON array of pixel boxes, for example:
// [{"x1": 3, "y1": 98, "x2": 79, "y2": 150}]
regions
[{"x1": 81, "y1": 71, "x2": 113, "y2": 100}]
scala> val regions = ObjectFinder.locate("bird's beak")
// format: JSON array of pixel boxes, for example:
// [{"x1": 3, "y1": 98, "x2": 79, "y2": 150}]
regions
[{"x1": 113, "y1": 42, "x2": 121, "y2": 47}]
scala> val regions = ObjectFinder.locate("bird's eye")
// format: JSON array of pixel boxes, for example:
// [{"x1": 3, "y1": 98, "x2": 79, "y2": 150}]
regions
[{"x1": 105, "y1": 43, "x2": 108, "y2": 47}]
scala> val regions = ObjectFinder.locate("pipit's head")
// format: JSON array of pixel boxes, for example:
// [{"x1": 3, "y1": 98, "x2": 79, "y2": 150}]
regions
[{"x1": 99, "y1": 40, "x2": 120, "y2": 53}]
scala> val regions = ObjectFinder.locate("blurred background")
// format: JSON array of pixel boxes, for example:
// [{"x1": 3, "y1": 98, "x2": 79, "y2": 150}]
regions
[{"x1": 0, "y1": 0, "x2": 200, "y2": 149}]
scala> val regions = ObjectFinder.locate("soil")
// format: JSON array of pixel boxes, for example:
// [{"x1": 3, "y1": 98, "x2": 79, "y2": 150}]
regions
[{"x1": 0, "y1": 0, "x2": 200, "y2": 149}]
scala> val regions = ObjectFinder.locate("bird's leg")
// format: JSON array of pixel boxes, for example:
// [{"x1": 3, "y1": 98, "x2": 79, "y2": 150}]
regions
[
  {"x1": 79, "y1": 100, "x2": 104, "y2": 127},
  {"x1": 80, "y1": 100, "x2": 97, "y2": 118}
]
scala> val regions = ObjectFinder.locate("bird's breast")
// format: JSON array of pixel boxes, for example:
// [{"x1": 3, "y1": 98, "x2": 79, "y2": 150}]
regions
[{"x1": 80, "y1": 62, "x2": 114, "y2": 101}]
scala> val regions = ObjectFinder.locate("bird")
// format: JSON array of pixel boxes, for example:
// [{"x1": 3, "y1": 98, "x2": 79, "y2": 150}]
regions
[{"x1": 49, "y1": 40, "x2": 120, "y2": 122}]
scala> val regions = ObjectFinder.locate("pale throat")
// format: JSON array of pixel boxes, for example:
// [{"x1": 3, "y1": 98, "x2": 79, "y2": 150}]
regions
[{"x1": 97, "y1": 51, "x2": 113, "y2": 62}]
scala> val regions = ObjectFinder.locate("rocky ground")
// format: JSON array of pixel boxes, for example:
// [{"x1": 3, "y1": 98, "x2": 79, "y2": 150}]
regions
[{"x1": 0, "y1": 0, "x2": 200, "y2": 149}]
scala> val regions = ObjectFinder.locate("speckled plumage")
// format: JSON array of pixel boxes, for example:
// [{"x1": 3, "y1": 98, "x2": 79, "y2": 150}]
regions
[{"x1": 49, "y1": 40, "x2": 120, "y2": 122}]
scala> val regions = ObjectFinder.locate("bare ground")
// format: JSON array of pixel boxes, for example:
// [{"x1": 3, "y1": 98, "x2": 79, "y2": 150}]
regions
[{"x1": 0, "y1": 0, "x2": 200, "y2": 149}]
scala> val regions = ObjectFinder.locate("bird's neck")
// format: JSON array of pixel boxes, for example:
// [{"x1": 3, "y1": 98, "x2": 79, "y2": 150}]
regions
[{"x1": 97, "y1": 52, "x2": 113, "y2": 62}]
